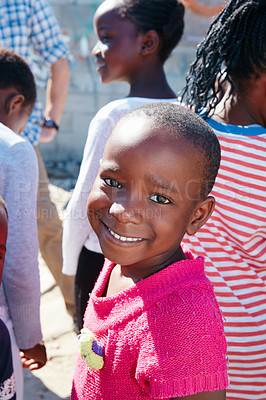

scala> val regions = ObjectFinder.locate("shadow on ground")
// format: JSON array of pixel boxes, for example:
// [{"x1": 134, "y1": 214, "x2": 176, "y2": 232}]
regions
[
  {"x1": 24, "y1": 369, "x2": 70, "y2": 400},
  {"x1": 23, "y1": 257, "x2": 78, "y2": 399},
  {"x1": 24, "y1": 183, "x2": 78, "y2": 399}
]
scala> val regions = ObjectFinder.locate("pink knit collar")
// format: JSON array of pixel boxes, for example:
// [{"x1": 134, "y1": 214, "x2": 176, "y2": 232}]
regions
[{"x1": 87, "y1": 248, "x2": 211, "y2": 331}]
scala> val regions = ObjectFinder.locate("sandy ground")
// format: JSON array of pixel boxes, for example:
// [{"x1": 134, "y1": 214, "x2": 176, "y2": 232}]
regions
[{"x1": 23, "y1": 183, "x2": 78, "y2": 400}]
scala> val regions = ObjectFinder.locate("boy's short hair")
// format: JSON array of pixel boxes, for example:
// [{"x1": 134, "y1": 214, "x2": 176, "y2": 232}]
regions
[
  {"x1": 118, "y1": 102, "x2": 221, "y2": 198},
  {"x1": 0, "y1": 47, "x2": 36, "y2": 109}
]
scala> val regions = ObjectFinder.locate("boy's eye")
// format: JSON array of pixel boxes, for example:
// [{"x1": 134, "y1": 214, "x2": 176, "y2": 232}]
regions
[
  {"x1": 150, "y1": 194, "x2": 171, "y2": 204},
  {"x1": 103, "y1": 178, "x2": 122, "y2": 189}
]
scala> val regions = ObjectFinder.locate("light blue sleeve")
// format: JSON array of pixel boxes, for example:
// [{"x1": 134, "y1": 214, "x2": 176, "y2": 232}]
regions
[{"x1": 2, "y1": 140, "x2": 42, "y2": 349}]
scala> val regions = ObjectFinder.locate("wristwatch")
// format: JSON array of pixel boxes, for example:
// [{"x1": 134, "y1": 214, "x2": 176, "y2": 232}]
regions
[{"x1": 41, "y1": 117, "x2": 59, "y2": 131}]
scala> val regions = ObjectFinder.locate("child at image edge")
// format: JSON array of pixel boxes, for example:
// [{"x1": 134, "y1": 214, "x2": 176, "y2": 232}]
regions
[
  {"x1": 180, "y1": 1, "x2": 266, "y2": 398},
  {"x1": 71, "y1": 103, "x2": 229, "y2": 400},
  {"x1": 0, "y1": 197, "x2": 16, "y2": 399},
  {"x1": 0, "y1": 48, "x2": 47, "y2": 399}
]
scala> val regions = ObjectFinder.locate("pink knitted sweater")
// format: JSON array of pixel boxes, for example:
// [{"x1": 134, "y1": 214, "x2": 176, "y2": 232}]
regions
[{"x1": 71, "y1": 251, "x2": 228, "y2": 399}]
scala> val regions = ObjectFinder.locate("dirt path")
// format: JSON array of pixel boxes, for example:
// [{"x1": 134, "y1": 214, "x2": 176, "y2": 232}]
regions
[{"x1": 24, "y1": 184, "x2": 77, "y2": 400}]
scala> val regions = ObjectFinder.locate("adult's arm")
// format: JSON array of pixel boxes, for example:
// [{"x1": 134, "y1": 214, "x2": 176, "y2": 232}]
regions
[
  {"x1": 40, "y1": 57, "x2": 70, "y2": 142},
  {"x1": 28, "y1": 0, "x2": 70, "y2": 142}
]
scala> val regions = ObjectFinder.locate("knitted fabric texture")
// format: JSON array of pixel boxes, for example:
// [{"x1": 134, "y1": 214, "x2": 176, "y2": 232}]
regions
[{"x1": 71, "y1": 251, "x2": 228, "y2": 399}]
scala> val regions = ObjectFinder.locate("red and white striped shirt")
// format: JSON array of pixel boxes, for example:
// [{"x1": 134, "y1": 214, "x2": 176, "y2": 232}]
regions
[{"x1": 183, "y1": 119, "x2": 266, "y2": 400}]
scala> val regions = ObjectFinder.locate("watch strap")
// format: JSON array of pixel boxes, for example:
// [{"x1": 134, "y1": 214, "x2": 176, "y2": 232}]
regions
[{"x1": 41, "y1": 117, "x2": 59, "y2": 131}]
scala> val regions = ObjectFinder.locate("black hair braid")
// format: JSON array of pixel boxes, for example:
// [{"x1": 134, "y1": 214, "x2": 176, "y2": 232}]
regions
[
  {"x1": 180, "y1": 0, "x2": 266, "y2": 118},
  {"x1": 118, "y1": 0, "x2": 184, "y2": 63}
]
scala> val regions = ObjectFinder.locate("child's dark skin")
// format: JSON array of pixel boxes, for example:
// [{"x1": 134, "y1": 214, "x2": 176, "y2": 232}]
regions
[
  {"x1": 0, "y1": 88, "x2": 31, "y2": 134},
  {"x1": 92, "y1": 0, "x2": 176, "y2": 99},
  {"x1": 87, "y1": 114, "x2": 225, "y2": 400},
  {"x1": 211, "y1": 74, "x2": 266, "y2": 127}
]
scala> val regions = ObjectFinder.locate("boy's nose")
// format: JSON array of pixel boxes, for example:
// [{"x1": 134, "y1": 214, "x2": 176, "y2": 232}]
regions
[{"x1": 108, "y1": 202, "x2": 143, "y2": 224}]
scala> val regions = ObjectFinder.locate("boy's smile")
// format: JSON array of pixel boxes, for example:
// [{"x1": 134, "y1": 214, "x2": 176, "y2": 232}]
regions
[
  {"x1": 105, "y1": 226, "x2": 144, "y2": 243},
  {"x1": 87, "y1": 115, "x2": 207, "y2": 280}
]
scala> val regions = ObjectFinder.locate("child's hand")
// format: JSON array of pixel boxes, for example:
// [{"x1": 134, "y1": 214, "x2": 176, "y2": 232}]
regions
[{"x1": 20, "y1": 342, "x2": 47, "y2": 370}]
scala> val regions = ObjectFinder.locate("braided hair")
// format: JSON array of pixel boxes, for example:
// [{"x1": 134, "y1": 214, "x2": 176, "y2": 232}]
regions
[
  {"x1": 181, "y1": 0, "x2": 266, "y2": 118},
  {"x1": 117, "y1": 0, "x2": 185, "y2": 63}
]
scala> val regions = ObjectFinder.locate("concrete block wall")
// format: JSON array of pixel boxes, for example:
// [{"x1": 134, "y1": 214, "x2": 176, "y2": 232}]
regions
[{"x1": 39, "y1": 0, "x2": 223, "y2": 163}]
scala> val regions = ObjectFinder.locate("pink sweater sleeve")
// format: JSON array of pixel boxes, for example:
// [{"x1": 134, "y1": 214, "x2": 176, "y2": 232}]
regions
[{"x1": 136, "y1": 287, "x2": 228, "y2": 398}]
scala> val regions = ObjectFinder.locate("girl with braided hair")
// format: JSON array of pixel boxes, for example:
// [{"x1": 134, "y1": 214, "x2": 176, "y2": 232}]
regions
[
  {"x1": 63, "y1": 0, "x2": 185, "y2": 331},
  {"x1": 181, "y1": 1, "x2": 266, "y2": 399}
]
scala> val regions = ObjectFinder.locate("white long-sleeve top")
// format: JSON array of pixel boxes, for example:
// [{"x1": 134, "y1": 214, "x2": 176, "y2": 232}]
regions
[
  {"x1": 62, "y1": 97, "x2": 177, "y2": 276},
  {"x1": 0, "y1": 123, "x2": 42, "y2": 349}
]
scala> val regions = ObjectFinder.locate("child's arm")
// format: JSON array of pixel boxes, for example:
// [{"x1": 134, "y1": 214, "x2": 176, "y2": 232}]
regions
[
  {"x1": 20, "y1": 342, "x2": 47, "y2": 370},
  {"x1": 171, "y1": 389, "x2": 226, "y2": 399}
]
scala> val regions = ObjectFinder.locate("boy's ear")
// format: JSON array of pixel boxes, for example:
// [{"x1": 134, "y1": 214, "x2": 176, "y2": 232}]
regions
[
  {"x1": 5, "y1": 94, "x2": 25, "y2": 115},
  {"x1": 140, "y1": 30, "x2": 159, "y2": 56},
  {"x1": 186, "y1": 196, "x2": 215, "y2": 236}
]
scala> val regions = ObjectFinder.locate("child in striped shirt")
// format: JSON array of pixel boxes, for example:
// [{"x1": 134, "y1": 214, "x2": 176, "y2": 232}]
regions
[{"x1": 181, "y1": 1, "x2": 266, "y2": 398}]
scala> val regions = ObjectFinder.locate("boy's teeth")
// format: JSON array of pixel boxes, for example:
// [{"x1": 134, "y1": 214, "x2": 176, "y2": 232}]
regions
[{"x1": 108, "y1": 228, "x2": 142, "y2": 242}]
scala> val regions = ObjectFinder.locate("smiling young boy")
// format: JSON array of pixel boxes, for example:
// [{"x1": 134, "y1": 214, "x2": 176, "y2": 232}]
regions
[{"x1": 71, "y1": 102, "x2": 228, "y2": 400}]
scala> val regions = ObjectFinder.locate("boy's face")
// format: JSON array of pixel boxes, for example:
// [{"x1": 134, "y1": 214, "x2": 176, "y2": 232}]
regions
[
  {"x1": 87, "y1": 116, "x2": 206, "y2": 279},
  {"x1": 0, "y1": 204, "x2": 8, "y2": 284}
]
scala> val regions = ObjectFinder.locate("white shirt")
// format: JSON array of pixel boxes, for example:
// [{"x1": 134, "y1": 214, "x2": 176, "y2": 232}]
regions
[{"x1": 0, "y1": 123, "x2": 41, "y2": 349}]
